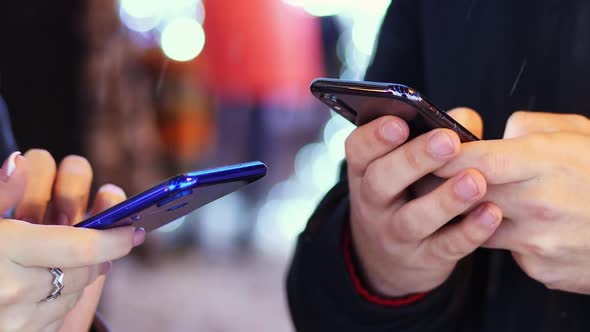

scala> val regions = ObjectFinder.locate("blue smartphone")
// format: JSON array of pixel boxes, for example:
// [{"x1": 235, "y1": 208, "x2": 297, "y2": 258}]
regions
[{"x1": 75, "y1": 161, "x2": 267, "y2": 232}]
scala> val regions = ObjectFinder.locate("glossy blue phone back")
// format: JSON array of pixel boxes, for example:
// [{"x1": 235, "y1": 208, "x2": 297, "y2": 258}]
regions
[{"x1": 75, "y1": 161, "x2": 267, "y2": 232}]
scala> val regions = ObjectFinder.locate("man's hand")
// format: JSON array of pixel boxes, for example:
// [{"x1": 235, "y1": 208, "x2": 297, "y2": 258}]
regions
[
  {"x1": 436, "y1": 111, "x2": 590, "y2": 294},
  {"x1": 347, "y1": 108, "x2": 501, "y2": 297}
]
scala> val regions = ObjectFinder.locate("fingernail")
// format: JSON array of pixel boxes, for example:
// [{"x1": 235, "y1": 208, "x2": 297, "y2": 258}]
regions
[
  {"x1": 1, "y1": 151, "x2": 21, "y2": 182},
  {"x1": 428, "y1": 132, "x2": 456, "y2": 157},
  {"x1": 56, "y1": 213, "x2": 69, "y2": 226},
  {"x1": 381, "y1": 120, "x2": 404, "y2": 143},
  {"x1": 99, "y1": 184, "x2": 126, "y2": 197},
  {"x1": 99, "y1": 261, "x2": 113, "y2": 275},
  {"x1": 133, "y1": 227, "x2": 146, "y2": 247},
  {"x1": 454, "y1": 173, "x2": 481, "y2": 200},
  {"x1": 478, "y1": 205, "x2": 500, "y2": 227}
]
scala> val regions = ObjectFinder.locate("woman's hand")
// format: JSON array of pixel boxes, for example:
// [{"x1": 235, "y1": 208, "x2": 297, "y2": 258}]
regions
[{"x1": 0, "y1": 150, "x2": 145, "y2": 332}]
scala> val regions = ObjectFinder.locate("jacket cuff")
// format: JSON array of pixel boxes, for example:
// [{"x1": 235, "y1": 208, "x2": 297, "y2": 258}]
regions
[{"x1": 342, "y1": 226, "x2": 428, "y2": 307}]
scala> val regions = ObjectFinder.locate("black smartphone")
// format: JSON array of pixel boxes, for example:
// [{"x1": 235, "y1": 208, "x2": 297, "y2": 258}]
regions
[{"x1": 310, "y1": 78, "x2": 479, "y2": 142}]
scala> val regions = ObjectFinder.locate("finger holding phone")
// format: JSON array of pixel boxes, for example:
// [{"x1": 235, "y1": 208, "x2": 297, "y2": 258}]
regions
[
  {"x1": 345, "y1": 110, "x2": 501, "y2": 297},
  {"x1": 0, "y1": 150, "x2": 144, "y2": 332}
]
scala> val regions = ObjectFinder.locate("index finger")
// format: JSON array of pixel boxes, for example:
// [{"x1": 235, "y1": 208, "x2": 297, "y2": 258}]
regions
[
  {"x1": 434, "y1": 137, "x2": 542, "y2": 184},
  {"x1": 345, "y1": 116, "x2": 410, "y2": 179},
  {"x1": 0, "y1": 220, "x2": 144, "y2": 268},
  {"x1": 15, "y1": 149, "x2": 57, "y2": 224},
  {"x1": 52, "y1": 155, "x2": 94, "y2": 225}
]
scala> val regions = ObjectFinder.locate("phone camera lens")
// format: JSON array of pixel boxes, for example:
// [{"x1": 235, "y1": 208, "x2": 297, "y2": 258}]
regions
[{"x1": 321, "y1": 94, "x2": 337, "y2": 103}]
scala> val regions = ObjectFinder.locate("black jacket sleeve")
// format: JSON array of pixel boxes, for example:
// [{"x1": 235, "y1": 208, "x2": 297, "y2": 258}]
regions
[
  {"x1": 364, "y1": 0, "x2": 425, "y2": 90},
  {"x1": 286, "y1": 1, "x2": 486, "y2": 330},
  {"x1": 286, "y1": 166, "x2": 483, "y2": 331}
]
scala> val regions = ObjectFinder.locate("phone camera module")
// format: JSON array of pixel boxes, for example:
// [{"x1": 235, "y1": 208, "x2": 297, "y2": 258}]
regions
[{"x1": 321, "y1": 94, "x2": 338, "y2": 104}]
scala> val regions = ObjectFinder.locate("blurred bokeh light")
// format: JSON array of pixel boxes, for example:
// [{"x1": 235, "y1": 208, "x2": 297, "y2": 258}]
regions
[{"x1": 161, "y1": 18, "x2": 205, "y2": 61}]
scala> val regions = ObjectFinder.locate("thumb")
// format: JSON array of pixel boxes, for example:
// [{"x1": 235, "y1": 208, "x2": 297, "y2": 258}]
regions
[
  {"x1": 448, "y1": 107, "x2": 483, "y2": 139},
  {"x1": 503, "y1": 111, "x2": 590, "y2": 139}
]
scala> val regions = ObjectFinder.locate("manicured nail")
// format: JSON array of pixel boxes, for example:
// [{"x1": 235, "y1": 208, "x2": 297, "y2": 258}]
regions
[
  {"x1": 428, "y1": 132, "x2": 456, "y2": 157},
  {"x1": 99, "y1": 261, "x2": 113, "y2": 275},
  {"x1": 1, "y1": 151, "x2": 21, "y2": 182},
  {"x1": 454, "y1": 173, "x2": 481, "y2": 200},
  {"x1": 133, "y1": 227, "x2": 146, "y2": 247},
  {"x1": 478, "y1": 205, "x2": 500, "y2": 227},
  {"x1": 381, "y1": 120, "x2": 404, "y2": 143}
]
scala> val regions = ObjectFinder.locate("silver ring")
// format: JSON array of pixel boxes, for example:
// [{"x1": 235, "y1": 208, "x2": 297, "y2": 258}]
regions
[{"x1": 43, "y1": 268, "x2": 64, "y2": 302}]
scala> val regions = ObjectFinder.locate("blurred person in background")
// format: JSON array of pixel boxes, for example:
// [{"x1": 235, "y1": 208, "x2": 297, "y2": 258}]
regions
[
  {"x1": 288, "y1": 1, "x2": 590, "y2": 331},
  {"x1": 199, "y1": 0, "x2": 326, "y2": 253}
]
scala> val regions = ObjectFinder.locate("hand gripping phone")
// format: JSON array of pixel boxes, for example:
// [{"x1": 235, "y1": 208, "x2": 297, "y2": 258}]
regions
[
  {"x1": 75, "y1": 161, "x2": 267, "y2": 232},
  {"x1": 310, "y1": 78, "x2": 479, "y2": 142}
]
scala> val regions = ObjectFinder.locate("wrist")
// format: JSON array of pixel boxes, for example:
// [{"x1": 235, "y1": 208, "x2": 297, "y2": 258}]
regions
[{"x1": 343, "y1": 226, "x2": 429, "y2": 306}]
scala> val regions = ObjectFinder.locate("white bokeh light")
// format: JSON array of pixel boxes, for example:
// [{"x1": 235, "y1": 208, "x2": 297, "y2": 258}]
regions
[
  {"x1": 283, "y1": 0, "x2": 354, "y2": 17},
  {"x1": 160, "y1": 18, "x2": 205, "y2": 62},
  {"x1": 119, "y1": 0, "x2": 162, "y2": 32}
]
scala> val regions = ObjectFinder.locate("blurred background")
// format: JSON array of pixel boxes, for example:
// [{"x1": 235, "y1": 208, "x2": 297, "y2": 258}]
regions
[{"x1": 0, "y1": 0, "x2": 390, "y2": 330}]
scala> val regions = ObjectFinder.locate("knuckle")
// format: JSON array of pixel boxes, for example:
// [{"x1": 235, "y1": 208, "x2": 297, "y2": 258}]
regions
[
  {"x1": 57, "y1": 191, "x2": 87, "y2": 208},
  {"x1": 459, "y1": 227, "x2": 485, "y2": 251},
  {"x1": 438, "y1": 192, "x2": 464, "y2": 216},
  {"x1": 477, "y1": 151, "x2": 509, "y2": 180},
  {"x1": 518, "y1": 259, "x2": 541, "y2": 281},
  {"x1": 544, "y1": 280, "x2": 563, "y2": 291},
  {"x1": 566, "y1": 113, "x2": 588, "y2": 125},
  {"x1": 528, "y1": 134, "x2": 552, "y2": 151},
  {"x1": 518, "y1": 258, "x2": 552, "y2": 285},
  {"x1": 437, "y1": 234, "x2": 468, "y2": 261},
  {"x1": 402, "y1": 146, "x2": 422, "y2": 171},
  {"x1": 344, "y1": 131, "x2": 360, "y2": 158},
  {"x1": 361, "y1": 162, "x2": 384, "y2": 197},
  {"x1": 391, "y1": 215, "x2": 422, "y2": 242},
  {"x1": 523, "y1": 197, "x2": 563, "y2": 222},
  {"x1": 505, "y1": 111, "x2": 533, "y2": 137},
  {"x1": 506, "y1": 111, "x2": 531, "y2": 127},
  {"x1": 0, "y1": 316, "x2": 28, "y2": 332},
  {"x1": 554, "y1": 161, "x2": 577, "y2": 176},
  {"x1": 69, "y1": 233, "x2": 102, "y2": 263},
  {"x1": 524, "y1": 235, "x2": 562, "y2": 260},
  {"x1": 345, "y1": 133, "x2": 364, "y2": 172}
]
